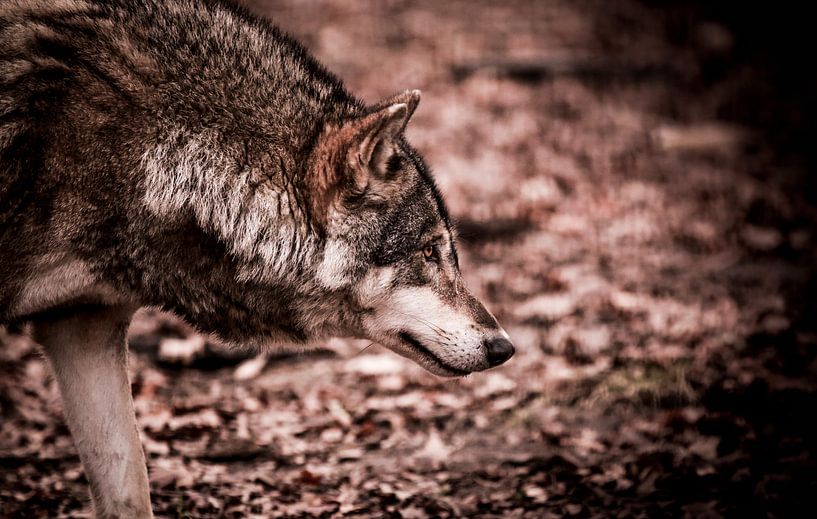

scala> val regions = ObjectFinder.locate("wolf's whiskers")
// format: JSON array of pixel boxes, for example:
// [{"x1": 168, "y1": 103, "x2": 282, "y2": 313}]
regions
[
  {"x1": 353, "y1": 342, "x2": 377, "y2": 356},
  {"x1": 392, "y1": 310, "x2": 448, "y2": 337}
]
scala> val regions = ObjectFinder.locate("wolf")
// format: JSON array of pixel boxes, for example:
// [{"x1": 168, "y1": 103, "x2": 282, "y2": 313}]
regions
[{"x1": 0, "y1": 0, "x2": 514, "y2": 516}]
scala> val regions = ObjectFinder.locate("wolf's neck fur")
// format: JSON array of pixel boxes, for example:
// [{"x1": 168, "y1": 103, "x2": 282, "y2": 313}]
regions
[
  {"x1": 140, "y1": 127, "x2": 314, "y2": 283},
  {"x1": 123, "y1": 0, "x2": 363, "y2": 284}
]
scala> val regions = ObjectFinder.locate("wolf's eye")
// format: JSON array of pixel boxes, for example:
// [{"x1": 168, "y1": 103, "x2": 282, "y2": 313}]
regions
[{"x1": 422, "y1": 244, "x2": 439, "y2": 262}]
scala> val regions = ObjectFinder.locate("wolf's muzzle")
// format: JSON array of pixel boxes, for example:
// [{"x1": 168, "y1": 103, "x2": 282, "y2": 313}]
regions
[{"x1": 484, "y1": 337, "x2": 515, "y2": 367}]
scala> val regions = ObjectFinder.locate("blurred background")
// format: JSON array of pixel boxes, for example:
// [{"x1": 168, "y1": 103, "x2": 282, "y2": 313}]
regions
[{"x1": 2, "y1": 0, "x2": 816, "y2": 517}]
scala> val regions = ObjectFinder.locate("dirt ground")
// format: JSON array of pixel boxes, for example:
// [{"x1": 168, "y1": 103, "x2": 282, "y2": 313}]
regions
[{"x1": 2, "y1": 0, "x2": 816, "y2": 517}]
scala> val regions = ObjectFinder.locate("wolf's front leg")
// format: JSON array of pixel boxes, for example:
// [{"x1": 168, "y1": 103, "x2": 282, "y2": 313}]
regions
[{"x1": 34, "y1": 305, "x2": 153, "y2": 519}]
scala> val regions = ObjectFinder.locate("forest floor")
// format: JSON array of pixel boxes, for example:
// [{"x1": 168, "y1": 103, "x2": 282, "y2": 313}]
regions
[{"x1": 2, "y1": 0, "x2": 817, "y2": 517}]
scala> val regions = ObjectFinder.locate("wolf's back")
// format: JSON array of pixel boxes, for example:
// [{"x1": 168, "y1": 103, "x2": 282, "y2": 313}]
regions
[{"x1": 0, "y1": 0, "x2": 357, "y2": 212}]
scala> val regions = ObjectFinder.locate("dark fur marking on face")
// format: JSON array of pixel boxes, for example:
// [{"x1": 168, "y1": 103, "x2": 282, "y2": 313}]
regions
[
  {"x1": 373, "y1": 176, "x2": 438, "y2": 266},
  {"x1": 393, "y1": 256, "x2": 430, "y2": 287},
  {"x1": 466, "y1": 293, "x2": 499, "y2": 329},
  {"x1": 401, "y1": 142, "x2": 459, "y2": 269}
]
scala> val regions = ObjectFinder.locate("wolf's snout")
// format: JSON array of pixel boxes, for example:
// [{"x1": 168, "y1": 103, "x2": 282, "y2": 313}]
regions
[{"x1": 484, "y1": 337, "x2": 515, "y2": 367}]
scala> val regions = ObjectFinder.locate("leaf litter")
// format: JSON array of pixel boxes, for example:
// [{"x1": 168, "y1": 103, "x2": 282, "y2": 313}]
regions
[{"x1": 3, "y1": 0, "x2": 817, "y2": 517}]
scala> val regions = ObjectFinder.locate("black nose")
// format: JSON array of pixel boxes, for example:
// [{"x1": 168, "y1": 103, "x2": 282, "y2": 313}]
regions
[{"x1": 484, "y1": 337, "x2": 515, "y2": 367}]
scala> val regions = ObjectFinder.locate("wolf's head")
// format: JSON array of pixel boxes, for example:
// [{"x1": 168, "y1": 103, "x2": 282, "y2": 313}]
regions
[{"x1": 307, "y1": 90, "x2": 514, "y2": 376}]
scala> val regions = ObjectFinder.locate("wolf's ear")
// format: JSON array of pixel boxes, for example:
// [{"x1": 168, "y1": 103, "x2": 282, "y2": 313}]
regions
[
  {"x1": 308, "y1": 90, "x2": 421, "y2": 219},
  {"x1": 347, "y1": 89, "x2": 421, "y2": 176}
]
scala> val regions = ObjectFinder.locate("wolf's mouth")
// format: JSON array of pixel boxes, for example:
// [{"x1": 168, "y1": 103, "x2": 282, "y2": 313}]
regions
[{"x1": 398, "y1": 331, "x2": 470, "y2": 376}]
